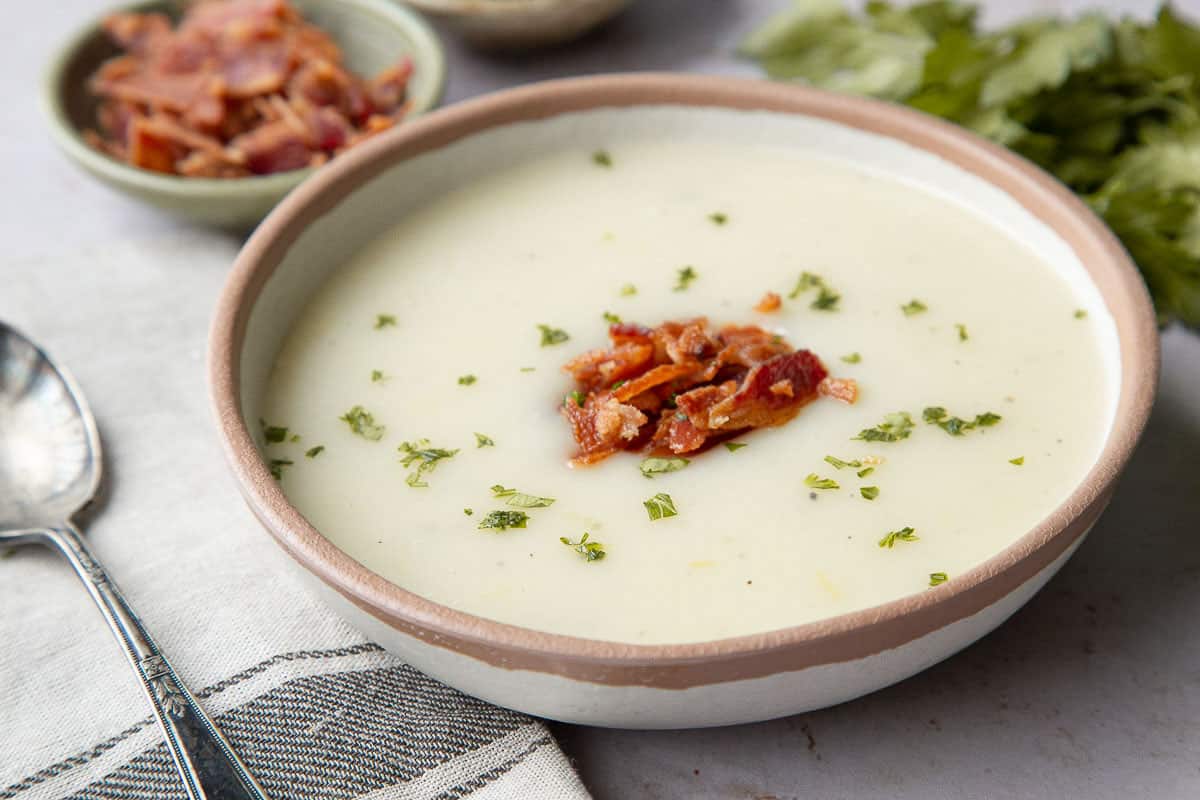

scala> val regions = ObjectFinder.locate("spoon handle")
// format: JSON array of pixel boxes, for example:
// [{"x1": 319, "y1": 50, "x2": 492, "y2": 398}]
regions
[{"x1": 47, "y1": 524, "x2": 271, "y2": 800}]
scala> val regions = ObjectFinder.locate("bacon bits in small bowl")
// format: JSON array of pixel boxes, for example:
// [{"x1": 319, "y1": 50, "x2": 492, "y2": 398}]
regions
[{"x1": 43, "y1": 0, "x2": 445, "y2": 228}]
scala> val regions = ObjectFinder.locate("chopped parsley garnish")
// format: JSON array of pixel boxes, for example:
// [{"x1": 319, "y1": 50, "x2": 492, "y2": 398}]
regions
[
  {"x1": 261, "y1": 420, "x2": 289, "y2": 444},
  {"x1": 268, "y1": 458, "x2": 293, "y2": 480},
  {"x1": 1074, "y1": 309, "x2": 1088, "y2": 319},
  {"x1": 922, "y1": 407, "x2": 1002, "y2": 436},
  {"x1": 788, "y1": 271, "x2": 840, "y2": 310},
  {"x1": 724, "y1": 442, "x2": 748, "y2": 452},
  {"x1": 639, "y1": 457, "x2": 690, "y2": 478},
  {"x1": 956, "y1": 323, "x2": 969, "y2": 342},
  {"x1": 879, "y1": 527, "x2": 919, "y2": 548},
  {"x1": 340, "y1": 406, "x2": 385, "y2": 441},
  {"x1": 901, "y1": 299, "x2": 928, "y2": 316},
  {"x1": 860, "y1": 486, "x2": 880, "y2": 500},
  {"x1": 824, "y1": 455, "x2": 863, "y2": 470},
  {"x1": 458, "y1": 374, "x2": 477, "y2": 386},
  {"x1": 305, "y1": 446, "x2": 325, "y2": 459},
  {"x1": 603, "y1": 311, "x2": 622, "y2": 324},
  {"x1": 674, "y1": 266, "x2": 698, "y2": 291},
  {"x1": 841, "y1": 352, "x2": 862, "y2": 364},
  {"x1": 857, "y1": 466, "x2": 875, "y2": 478},
  {"x1": 788, "y1": 271, "x2": 823, "y2": 298},
  {"x1": 853, "y1": 411, "x2": 915, "y2": 442},
  {"x1": 619, "y1": 283, "x2": 637, "y2": 297},
  {"x1": 371, "y1": 369, "x2": 387, "y2": 383},
  {"x1": 565, "y1": 390, "x2": 586, "y2": 408},
  {"x1": 805, "y1": 473, "x2": 839, "y2": 490},
  {"x1": 1009, "y1": 456, "x2": 1025, "y2": 465},
  {"x1": 374, "y1": 314, "x2": 397, "y2": 329},
  {"x1": 490, "y1": 485, "x2": 555, "y2": 508},
  {"x1": 538, "y1": 324, "x2": 570, "y2": 346},
  {"x1": 398, "y1": 439, "x2": 459, "y2": 487},
  {"x1": 709, "y1": 212, "x2": 728, "y2": 225},
  {"x1": 478, "y1": 510, "x2": 529, "y2": 531},
  {"x1": 643, "y1": 492, "x2": 678, "y2": 521},
  {"x1": 811, "y1": 286, "x2": 841, "y2": 311},
  {"x1": 592, "y1": 150, "x2": 612, "y2": 167},
  {"x1": 464, "y1": 508, "x2": 474, "y2": 516},
  {"x1": 520, "y1": 367, "x2": 536, "y2": 373},
  {"x1": 560, "y1": 533, "x2": 606, "y2": 562},
  {"x1": 474, "y1": 433, "x2": 495, "y2": 448},
  {"x1": 929, "y1": 572, "x2": 949, "y2": 587}
]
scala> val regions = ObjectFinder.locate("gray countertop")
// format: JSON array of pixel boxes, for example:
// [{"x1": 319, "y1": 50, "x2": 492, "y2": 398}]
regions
[{"x1": 5, "y1": 1, "x2": 1199, "y2": 798}]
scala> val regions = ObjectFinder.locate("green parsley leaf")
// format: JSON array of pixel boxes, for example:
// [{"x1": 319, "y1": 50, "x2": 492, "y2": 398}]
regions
[
  {"x1": 538, "y1": 324, "x2": 570, "y2": 347},
  {"x1": 811, "y1": 286, "x2": 841, "y2": 311},
  {"x1": 857, "y1": 466, "x2": 875, "y2": 478},
  {"x1": 260, "y1": 419, "x2": 289, "y2": 444},
  {"x1": 268, "y1": 458, "x2": 293, "y2": 480},
  {"x1": 879, "y1": 526, "x2": 919, "y2": 548},
  {"x1": 929, "y1": 571, "x2": 949, "y2": 587},
  {"x1": 860, "y1": 486, "x2": 880, "y2": 500},
  {"x1": 593, "y1": 150, "x2": 612, "y2": 167},
  {"x1": 464, "y1": 508, "x2": 474, "y2": 516},
  {"x1": 724, "y1": 442, "x2": 748, "y2": 452},
  {"x1": 854, "y1": 411, "x2": 915, "y2": 442},
  {"x1": 458, "y1": 374, "x2": 477, "y2": 386},
  {"x1": 709, "y1": 212, "x2": 728, "y2": 225},
  {"x1": 565, "y1": 390, "x2": 586, "y2": 408},
  {"x1": 560, "y1": 532, "x2": 607, "y2": 562},
  {"x1": 520, "y1": 367, "x2": 537, "y2": 373},
  {"x1": 398, "y1": 439, "x2": 459, "y2": 487},
  {"x1": 305, "y1": 445, "x2": 325, "y2": 459},
  {"x1": 374, "y1": 314, "x2": 397, "y2": 329},
  {"x1": 478, "y1": 510, "x2": 529, "y2": 531},
  {"x1": 643, "y1": 492, "x2": 678, "y2": 521},
  {"x1": 824, "y1": 455, "x2": 863, "y2": 470},
  {"x1": 788, "y1": 271, "x2": 824, "y2": 299},
  {"x1": 639, "y1": 457, "x2": 690, "y2": 478},
  {"x1": 620, "y1": 283, "x2": 638, "y2": 297},
  {"x1": 340, "y1": 406, "x2": 385, "y2": 441},
  {"x1": 923, "y1": 406, "x2": 1002, "y2": 435},
  {"x1": 901, "y1": 299, "x2": 928, "y2": 316},
  {"x1": 490, "y1": 484, "x2": 556, "y2": 508},
  {"x1": 1009, "y1": 456, "x2": 1025, "y2": 465},
  {"x1": 474, "y1": 433, "x2": 495, "y2": 448},
  {"x1": 674, "y1": 266, "x2": 699, "y2": 291},
  {"x1": 805, "y1": 473, "x2": 840, "y2": 490},
  {"x1": 1074, "y1": 309, "x2": 1088, "y2": 319},
  {"x1": 956, "y1": 323, "x2": 969, "y2": 341},
  {"x1": 371, "y1": 369, "x2": 387, "y2": 383},
  {"x1": 603, "y1": 311, "x2": 622, "y2": 324},
  {"x1": 841, "y1": 352, "x2": 862, "y2": 364}
]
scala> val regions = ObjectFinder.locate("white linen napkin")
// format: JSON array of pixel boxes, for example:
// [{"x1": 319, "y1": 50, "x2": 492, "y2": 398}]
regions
[{"x1": 0, "y1": 230, "x2": 590, "y2": 800}]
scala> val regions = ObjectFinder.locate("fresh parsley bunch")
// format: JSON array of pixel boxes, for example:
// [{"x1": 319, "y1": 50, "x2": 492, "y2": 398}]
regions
[{"x1": 742, "y1": 0, "x2": 1200, "y2": 328}]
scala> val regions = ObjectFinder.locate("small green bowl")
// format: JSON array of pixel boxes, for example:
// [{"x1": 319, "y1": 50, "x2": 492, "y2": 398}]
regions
[{"x1": 42, "y1": 0, "x2": 446, "y2": 230}]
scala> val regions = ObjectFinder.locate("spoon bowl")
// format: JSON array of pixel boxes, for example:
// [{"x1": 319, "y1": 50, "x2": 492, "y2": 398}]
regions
[{"x1": 0, "y1": 322, "x2": 100, "y2": 530}]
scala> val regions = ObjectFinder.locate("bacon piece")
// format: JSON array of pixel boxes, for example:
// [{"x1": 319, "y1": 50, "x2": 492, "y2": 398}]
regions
[
  {"x1": 716, "y1": 324, "x2": 793, "y2": 368},
  {"x1": 819, "y1": 376, "x2": 859, "y2": 405},
  {"x1": 562, "y1": 394, "x2": 648, "y2": 465},
  {"x1": 612, "y1": 363, "x2": 698, "y2": 403},
  {"x1": 707, "y1": 351, "x2": 828, "y2": 431},
  {"x1": 228, "y1": 119, "x2": 311, "y2": 173},
  {"x1": 754, "y1": 292, "x2": 782, "y2": 313}
]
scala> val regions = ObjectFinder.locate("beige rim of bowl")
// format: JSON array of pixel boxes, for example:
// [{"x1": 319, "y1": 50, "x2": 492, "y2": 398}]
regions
[{"x1": 209, "y1": 73, "x2": 1158, "y2": 690}]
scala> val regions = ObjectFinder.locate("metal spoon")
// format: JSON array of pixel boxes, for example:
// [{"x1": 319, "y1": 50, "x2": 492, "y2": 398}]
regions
[{"x1": 0, "y1": 321, "x2": 270, "y2": 800}]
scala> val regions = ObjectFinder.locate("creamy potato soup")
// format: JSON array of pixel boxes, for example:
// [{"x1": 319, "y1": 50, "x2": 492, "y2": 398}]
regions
[{"x1": 262, "y1": 133, "x2": 1114, "y2": 644}]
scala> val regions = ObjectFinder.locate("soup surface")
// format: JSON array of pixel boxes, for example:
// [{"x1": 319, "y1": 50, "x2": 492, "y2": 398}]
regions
[{"x1": 262, "y1": 132, "x2": 1114, "y2": 644}]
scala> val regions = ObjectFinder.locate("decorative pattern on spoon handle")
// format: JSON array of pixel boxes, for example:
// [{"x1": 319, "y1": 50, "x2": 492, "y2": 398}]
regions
[{"x1": 50, "y1": 524, "x2": 271, "y2": 800}]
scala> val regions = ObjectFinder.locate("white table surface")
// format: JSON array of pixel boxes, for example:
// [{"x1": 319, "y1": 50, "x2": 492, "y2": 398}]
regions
[{"x1": 4, "y1": 2, "x2": 1199, "y2": 798}]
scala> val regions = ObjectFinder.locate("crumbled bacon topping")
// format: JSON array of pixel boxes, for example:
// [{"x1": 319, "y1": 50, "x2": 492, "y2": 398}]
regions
[
  {"x1": 83, "y1": 0, "x2": 414, "y2": 177},
  {"x1": 754, "y1": 292, "x2": 782, "y2": 313},
  {"x1": 561, "y1": 318, "x2": 854, "y2": 464}
]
